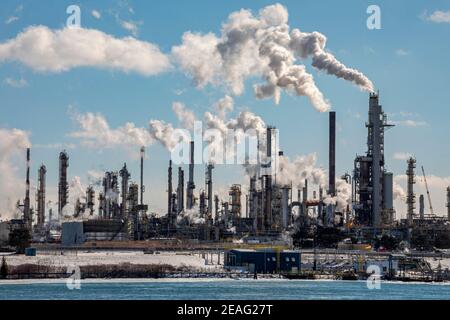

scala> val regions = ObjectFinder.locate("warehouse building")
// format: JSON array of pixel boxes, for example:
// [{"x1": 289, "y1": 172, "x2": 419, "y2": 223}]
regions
[{"x1": 225, "y1": 249, "x2": 301, "y2": 273}]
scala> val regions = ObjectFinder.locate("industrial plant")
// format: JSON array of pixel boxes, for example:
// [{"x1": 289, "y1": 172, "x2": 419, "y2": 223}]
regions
[{"x1": 1, "y1": 93, "x2": 449, "y2": 253}]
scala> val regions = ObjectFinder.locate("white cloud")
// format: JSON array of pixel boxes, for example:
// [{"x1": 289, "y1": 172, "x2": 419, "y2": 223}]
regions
[
  {"x1": 395, "y1": 174, "x2": 450, "y2": 219},
  {"x1": 394, "y1": 120, "x2": 428, "y2": 127},
  {"x1": 424, "y1": 10, "x2": 450, "y2": 23},
  {"x1": 5, "y1": 16, "x2": 19, "y2": 25},
  {"x1": 118, "y1": 19, "x2": 140, "y2": 37},
  {"x1": 33, "y1": 143, "x2": 76, "y2": 150},
  {"x1": 69, "y1": 110, "x2": 154, "y2": 150},
  {"x1": 91, "y1": 10, "x2": 101, "y2": 19},
  {"x1": 3, "y1": 77, "x2": 28, "y2": 88},
  {"x1": 393, "y1": 152, "x2": 413, "y2": 161},
  {"x1": 395, "y1": 49, "x2": 409, "y2": 56},
  {"x1": 0, "y1": 25, "x2": 171, "y2": 76}
]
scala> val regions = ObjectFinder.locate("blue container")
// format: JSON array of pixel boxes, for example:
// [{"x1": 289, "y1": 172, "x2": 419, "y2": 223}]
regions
[{"x1": 25, "y1": 247, "x2": 36, "y2": 256}]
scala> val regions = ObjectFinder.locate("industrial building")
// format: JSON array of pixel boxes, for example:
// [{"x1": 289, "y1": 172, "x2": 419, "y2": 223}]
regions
[
  {"x1": 4, "y1": 92, "x2": 449, "y2": 251},
  {"x1": 225, "y1": 249, "x2": 301, "y2": 273}
]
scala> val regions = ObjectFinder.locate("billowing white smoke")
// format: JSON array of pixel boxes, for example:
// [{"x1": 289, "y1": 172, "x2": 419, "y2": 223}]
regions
[
  {"x1": 0, "y1": 128, "x2": 31, "y2": 220},
  {"x1": 323, "y1": 179, "x2": 352, "y2": 212},
  {"x1": 62, "y1": 176, "x2": 88, "y2": 220},
  {"x1": 393, "y1": 181, "x2": 406, "y2": 201},
  {"x1": 176, "y1": 206, "x2": 205, "y2": 225},
  {"x1": 172, "y1": 102, "x2": 196, "y2": 130},
  {"x1": 172, "y1": 3, "x2": 373, "y2": 112},
  {"x1": 148, "y1": 120, "x2": 190, "y2": 152},
  {"x1": 215, "y1": 95, "x2": 234, "y2": 120},
  {"x1": 275, "y1": 153, "x2": 327, "y2": 189}
]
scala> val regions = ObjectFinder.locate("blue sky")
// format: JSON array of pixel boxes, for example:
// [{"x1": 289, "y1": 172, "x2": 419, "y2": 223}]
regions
[{"x1": 1, "y1": 0, "x2": 450, "y2": 217}]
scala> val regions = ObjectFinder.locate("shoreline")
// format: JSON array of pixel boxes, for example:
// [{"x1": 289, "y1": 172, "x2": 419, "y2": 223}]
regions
[{"x1": 1, "y1": 277, "x2": 449, "y2": 286}]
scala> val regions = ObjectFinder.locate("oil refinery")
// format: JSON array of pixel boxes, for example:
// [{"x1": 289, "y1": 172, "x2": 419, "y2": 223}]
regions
[{"x1": 1, "y1": 93, "x2": 448, "y2": 252}]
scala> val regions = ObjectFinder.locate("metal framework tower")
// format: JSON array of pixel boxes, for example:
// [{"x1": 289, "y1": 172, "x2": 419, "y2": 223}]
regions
[
  {"x1": 447, "y1": 187, "x2": 450, "y2": 222},
  {"x1": 406, "y1": 157, "x2": 416, "y2": 226},
  {"x1": 140, "y1": 147, "x2": 145, "y2": 206},
  {"x1": 168, "y1": 160, "x2": 173, "y2": 221},
  {"x1": 186, "y1": 141, "x2": 195, "y2": 209},
  {"x1": 120, "y1": 163, "x2": 130, "y2": 219},
  {"x1": 353, "y1": 93, "x2": 394, "y2": 227},
  {"x1": 206, "y1": 163, "x2": 214, "y2": 218},
  {"x1": 21, "y1": 148, "x2": 32, "y2": 230},
  {"x1": 86, "y1": 186, "x2": 95, "y2": 216},
  {"x1": 58, "y1": 151, "x2": 69, "y2": 219},
  {"x1": 177, "y1": 167, "x2": 184, "y2": 214},
  {"x1": 37, "y1": 164, "x2": 46, "y2": 227}
]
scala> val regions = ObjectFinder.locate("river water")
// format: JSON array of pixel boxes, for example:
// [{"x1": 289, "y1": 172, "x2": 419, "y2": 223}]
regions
[{"x1": 1, "y1": 279, "x2": 449, "y2": 300}]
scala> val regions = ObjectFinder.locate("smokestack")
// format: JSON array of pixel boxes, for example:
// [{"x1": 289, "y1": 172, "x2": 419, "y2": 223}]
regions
[
  {"x1": 22, "y1": 148, "x2": 31, "y2": 230},
  {"x1": 447, "y1": 187, "x2": 450, "y2": 222},
  {"x1": 140, "y1": 146, "x2": 145, "y2": 206},
  {"x1": 419, "y1": 194, "x2": 425, "y2": 219},
  {"x1": 177, "y1": 167, "x2": 184, "y2": 214},
  {"x1": 86, "y1": 186, "x2": 95, "y2": 216},
  {"x1": 186, "y1": 141, "x2": 195, "y2": 209},
  {"x1": 329, "y1": 111, "x2": 336, "y2": 197},
  {"x1": 168, "y1": 160, "x2": 173, "y2": 222},
  {"x1": 58, "y1": 150, "x2": 69, "y2": 220},
  {"x1": 120, "y1": 163, "x2": 130, "y2": 219},
  {"x1": 206, "y1": 163, "x2": 214, "y2": 217},
  {"x1": 37, "y1": 164, "x2": 46, "y2": 227}
]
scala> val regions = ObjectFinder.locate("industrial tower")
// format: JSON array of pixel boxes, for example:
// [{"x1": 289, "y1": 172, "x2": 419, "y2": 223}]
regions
[
  {"x1": 58, "y1": 151, "x2": 69, "y2": 219},
  {"x1": 353, "y1": 93, "x2": 394, "y2": 227},
  {"x1": 37, "y1": 164, "x2": 46, "y2": 227},
  {"x1": 406, "y1": 157, "x2": 416, "y2": 226}
]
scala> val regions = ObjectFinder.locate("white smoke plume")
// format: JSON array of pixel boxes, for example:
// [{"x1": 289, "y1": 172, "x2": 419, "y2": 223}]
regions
[
  {"x1": 214, "y1": 95, "x2": 234, "y2": 120},
  {"x1": 323, "y1": 179, "x2": 352, "y2": 212},
  {"x1": 0, "y1": 26, "x2": 171, "y2": 76},
  {"x1": 0, "y1": 128, "x2": 31, "y2": 220},
  {"x1": 172, "y1": 3, "x2": 373, "y2": 112},
  {"x1": 176, "y1": 206, "x2": 206, "y2": 225},
  {"x1": 148, "y1": 120, "x2": 190, "y2": 152},
  {"x1": 172, "y1": 102, "x2": 196, "y2": 130},
  {"x1": 276, "y1": 153, "x2": 327, "y2": 189},
  {"x1": 393, "y1": 180, "x2": 406, "y2": 201}
]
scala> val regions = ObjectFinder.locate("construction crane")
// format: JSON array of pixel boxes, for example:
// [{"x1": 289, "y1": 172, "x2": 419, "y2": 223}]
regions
[{"x1": 421, "y1": 166, "x2": 434, "y2": 216}]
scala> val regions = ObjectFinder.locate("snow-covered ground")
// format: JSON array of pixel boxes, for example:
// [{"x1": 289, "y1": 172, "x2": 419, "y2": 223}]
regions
[{"x1": 0, "y1": 251, "x2": 224, "y2": 270}]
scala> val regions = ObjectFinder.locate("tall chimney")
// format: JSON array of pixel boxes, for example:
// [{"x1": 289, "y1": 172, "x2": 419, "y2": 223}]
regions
[
  {"x1": 447, "y1": 187, "x2": 450, "y2": 222},
  {"x1": 58, "y1": 150, "x2": 69, "y2": 220},
  {"x1": 206, "y1": 163, "x2": 214, "y2": 217},
  {"x1": 24, "y1": 148, "x2": 31, "y2": 229},
  {"x1": 120, "y1": 163, "x2": 130, "y2": 219},
  {"x1": 177, "y1": 167, "x2": 184, "y2": 214},
  {"x1": 168, "y1": 160, "x2": 173, "y2": 222},
  {"x1": 37, "y1": 164, "x2": 46, "y2": 227},
  {"x1": 186, "y1": 141, "x2": 195, "y2": 209},
  {"x1": 406, "y1": 157, "x2": 416, "y2": 226},
  {"x1": 329, "y1": 111, "x2": 336, "y2": 197},
  {"x1": 140, "y1": 146, "x2": 145, "y2": 206}
]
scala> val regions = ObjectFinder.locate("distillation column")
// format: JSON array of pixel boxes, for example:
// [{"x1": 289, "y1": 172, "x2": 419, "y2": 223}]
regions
[
  {"x1": 406, "y1": 157, "x2": 416, "y2": 226},
  {"x1": 186, "y1": 141, "x2": 195, "y2": 209},
  {"x1": 120, "y1": 163, "x2": 130, "y2": 219},
  {"x1": 58, "y1": 151, "x2": 69, "y2": 220},
  {"x1": 37, "y1": 164, "x2": 46, "y2": 227}
]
